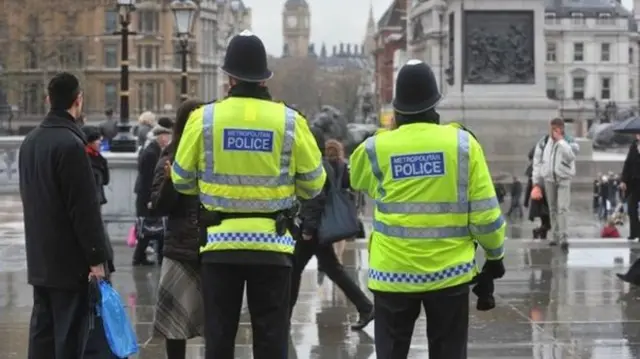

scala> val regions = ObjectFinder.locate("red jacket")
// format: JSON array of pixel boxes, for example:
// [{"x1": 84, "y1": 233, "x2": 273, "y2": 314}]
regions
[{"x1": 601, "y1": 226, "x2": 620, "y2": 238}]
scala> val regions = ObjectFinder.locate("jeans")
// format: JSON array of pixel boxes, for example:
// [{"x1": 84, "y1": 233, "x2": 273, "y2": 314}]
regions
[{"x1": 545, "y1": 179, "x2": 571, "y2": 242}]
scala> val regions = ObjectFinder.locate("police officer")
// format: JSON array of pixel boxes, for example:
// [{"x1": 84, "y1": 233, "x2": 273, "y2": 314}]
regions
[
  {"x1": 349, "y1": 60, "x2": 506, "y2": 359},
  {"x1": 171, "y1": 30, "x2": 326, "y2": 359}
]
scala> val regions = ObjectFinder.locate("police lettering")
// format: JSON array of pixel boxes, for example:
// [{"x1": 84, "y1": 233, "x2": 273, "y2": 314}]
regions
[
  {"x1": 390, "y1": 152, "x2": 445, "y2": 179},
  {"x1": 223, "y1": 129, "x2": 274, "y2": 153}
]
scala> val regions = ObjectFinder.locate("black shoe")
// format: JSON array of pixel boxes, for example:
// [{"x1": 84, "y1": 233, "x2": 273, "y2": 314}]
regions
[
  {"x1": 532, "y1": 229, "x2": 540, "y2": 239},
  {"x1": 132, "y1": 259, "x2": 155, "y2": 266},
  {"x1": 628, "y1": 236, "x2": 638, "y2": 241},
  {"x1": 560, "y1": 241, "x2": 569, "y2": 252},
  {"x1": 350, "y1": 310, "x2": 374, "y2": 331}
]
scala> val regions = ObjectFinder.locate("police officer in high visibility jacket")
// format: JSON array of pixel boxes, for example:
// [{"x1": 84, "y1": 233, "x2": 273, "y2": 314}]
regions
[
  {"x1": 349, "y1": 60, "x2": 506, "y2": 359},
  {"x1": 171, "y1": 30, "x2": 326, "y2": 359}
]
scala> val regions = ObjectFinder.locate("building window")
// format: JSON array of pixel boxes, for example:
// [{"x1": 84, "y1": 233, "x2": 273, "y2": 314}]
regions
[
  {"x1": 546, "y1": 76, "x2": 558, "y2": 99},
  {"x1": 138, "y1": 11, "x2": 159, "y2": 33},
  {"x1": 601, "y1": 43, "x2": 611, "y2": 62},
  {"x1": 104, "y1": 44, "x2": 118, "y2": 68},
  {"x1": 572, "y1": 76, "x2": 585, "y2": 100},
  {"x1": 546, "y1": 42, "x2": 557, "y2": 62},
  {"x1": 22, "y1": 82, "x2": 44, "y2": 114},
  {"x1": 630, "y1": 79, "x2": 635, "y2": 99},
  {"x1": 573, "y1": 42, "x2": 584, "y2": 61},
  {"x1": 137, "y1": 81, "x2": 160, "y2": 112},
  {"x1": 137, "y1": 45, "x2": 160, "y2": 69},
  {"x1": 571, "y1": 12, "x2": 585, "y2": 25},
  {"x1": 597, "y1": 12, "x2": 615, "y2": 25},
  {"x1": 58, "y1": 42, "x2": 84, "y2": 68},
  {"x1": 105, "y1": 10, "x2": 118, "y2": 33},
  {"x1": 600, "y1": 77, "x2": 612, "y2": 100},
  {"x1": 544, "y1": 12, "x2": 558, "y2": 25},
  {"x1": 104, "y1": 82, "x2": 118, "y2": 109},
  {"x1": 630, "y1": 47, "x2": 634, "y2": 64}
]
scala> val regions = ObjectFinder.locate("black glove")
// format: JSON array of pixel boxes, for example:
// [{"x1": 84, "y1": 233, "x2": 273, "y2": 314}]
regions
[
  {"x1": 482, "y1": 258, "x2": 506, "y2": 279},
  {"x1": 472, "y1": 272, "x2": 495, "y2": 311}
]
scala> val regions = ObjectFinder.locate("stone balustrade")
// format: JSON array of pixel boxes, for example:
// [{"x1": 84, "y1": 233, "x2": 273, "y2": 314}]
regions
[{"x1": 0, "y1": 135, "x2": 625, "y2": 241}]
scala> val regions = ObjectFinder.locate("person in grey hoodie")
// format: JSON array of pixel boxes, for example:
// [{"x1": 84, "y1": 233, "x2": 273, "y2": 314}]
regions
[{"x1": 531, "y1": 118, "x2": 580, "y2": 250}]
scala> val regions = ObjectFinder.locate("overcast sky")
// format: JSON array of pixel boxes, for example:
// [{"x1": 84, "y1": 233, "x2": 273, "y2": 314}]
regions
[{"x1": 243, "y1": 0, "x2": 635, "y2": 56}]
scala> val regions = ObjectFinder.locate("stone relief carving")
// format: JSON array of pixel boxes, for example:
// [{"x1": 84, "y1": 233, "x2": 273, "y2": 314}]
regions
[{"x1": 463, "y1": 11, "x2": 535, "y2": 84}]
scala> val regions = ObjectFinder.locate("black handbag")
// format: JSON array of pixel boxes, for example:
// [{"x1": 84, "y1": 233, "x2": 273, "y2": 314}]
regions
[
  {"x1": 317, "y1": 163, "x2": 361, "y2": 245},
  {"x1": 136, "y1": 216, "x2": 165, "y2": 239}
]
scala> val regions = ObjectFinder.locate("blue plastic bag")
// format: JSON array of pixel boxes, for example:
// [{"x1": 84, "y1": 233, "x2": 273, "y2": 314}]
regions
[{"x1": 98, "y1": 281, "x2": 139, "y2": 358}]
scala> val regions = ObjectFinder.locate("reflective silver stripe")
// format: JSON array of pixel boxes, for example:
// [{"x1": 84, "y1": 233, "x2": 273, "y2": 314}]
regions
[
  {"x1": 484, "y1": 245, "x2": 504, "y2": 258},
  {"x1": 174, "y1": 182, "x2": 197, "y2": 192},
  {"x1": 373, "y1": 219, "x2": 470, "y2": 239},
  {"x1": 369, "y1": 260, "x2": 476, "y2": 284},
  {"x1": 201, "y1": 104, "x2": 297, "y2": 186},
  {"x1": 376, "y1": 196, "x2": 499, "y2": 214},
  {"x1": 457, "y1": 130, "x2": 470, "y2": 203},
  {"x1": 364, "y1": 136, "x2": 386, "y2": 197},
  {"x1": 172, "y1": 161, "x2": 196, "y2": 180},
  {"x1": 470, "y1": 216, "x2": 505, "y2": 236},
  {"x1": 200, "y1": 193, "x2": 296, "y2": 212},
  {"x1": 296, "y1": 163, "x2": 324, "y2": 181}
]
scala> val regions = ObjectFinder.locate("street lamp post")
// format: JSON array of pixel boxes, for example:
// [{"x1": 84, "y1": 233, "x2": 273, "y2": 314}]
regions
[
  {"x1": 435, "y1": 2, "x2": 447, "y2": 90},
  {"x1": 171, "y1": 0, "x2": 197, "y2": 102},
  {"x1": 111, "y1": 0, "x2": 137, "y2": 152}
]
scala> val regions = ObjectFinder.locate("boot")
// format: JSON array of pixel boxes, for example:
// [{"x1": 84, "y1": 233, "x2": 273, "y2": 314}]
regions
[
  {"x1": 618, "y1": 258, "x2": 640, "y2": 286},
  {"x1": 532, "y1": 228, "x2": 540, "y2": 239}
]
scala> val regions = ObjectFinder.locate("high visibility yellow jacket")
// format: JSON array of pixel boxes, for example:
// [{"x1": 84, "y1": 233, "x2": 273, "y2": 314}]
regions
[
  {"x1": 350, "y1": 122, "x2": 505, "y2": 293},
  {"x1": 171, "y1": 98, "x2": 326, "y2": 255}
]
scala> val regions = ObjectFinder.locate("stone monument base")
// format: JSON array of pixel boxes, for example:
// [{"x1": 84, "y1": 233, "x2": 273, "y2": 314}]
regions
[{"x1": 437, "y1": 95, "x2": 559, "y2": 157}]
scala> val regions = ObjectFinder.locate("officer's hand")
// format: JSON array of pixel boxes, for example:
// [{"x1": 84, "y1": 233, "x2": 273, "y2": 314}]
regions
[
  {"x1": 302, "y1": 232, "x2": 313, "y2": 241},
  {"x1": 88, "y1": 264, "x2": 105, "y2": 280},
  {"x1": 164, "y1": 160, "x2": 171, "y2": 177},
  {"x1": 620, "y1": 182, "x2": 627, "y2": 191},
  {"x1": 530, "y1": 185, "x2": 543, "y2": 200},
  {"x1": 482, "y1": 259, "x2": 505, "y2": 279}
]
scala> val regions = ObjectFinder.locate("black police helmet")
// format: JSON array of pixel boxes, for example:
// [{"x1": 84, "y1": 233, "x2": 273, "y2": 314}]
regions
[
  {"x1": 392, "y1": 60, "x2": 441, "y2": 115},
  {"x1": 222, "y1": 30, "x2": 273, "y2": 82}
]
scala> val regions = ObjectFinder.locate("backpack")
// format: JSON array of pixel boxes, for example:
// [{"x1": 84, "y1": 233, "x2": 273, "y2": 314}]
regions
[{"x1": 538, "y1": 135, "x2": 550, "y2": 151}]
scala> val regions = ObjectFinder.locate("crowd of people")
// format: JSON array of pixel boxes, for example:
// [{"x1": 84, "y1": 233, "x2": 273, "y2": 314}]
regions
[{"x1": 19, "y1": 31, "x2": 508, "y2": 359}]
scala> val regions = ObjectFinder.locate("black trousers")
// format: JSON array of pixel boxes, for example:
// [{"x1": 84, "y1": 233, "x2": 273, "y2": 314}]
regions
[
  {"x1": 201, "y1": 263, "x2": 291, "y2": 359},
  {"x1": 629, "y1": 191, "x2": 640, "y2": 238},
  {"x1": 290, "y1": 238, "x2": 373, "y2": 314},
  {"x1": 373, "y1": 286, "x2": 469, "y2": 359},
  {"x1": 28, "y1": 285, "x2": 90, "y2": 359}
]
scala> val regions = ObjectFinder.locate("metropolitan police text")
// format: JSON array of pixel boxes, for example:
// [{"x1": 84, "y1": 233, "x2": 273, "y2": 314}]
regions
[
  {"x1": 390, "y1": 152, "x2": 445, "y2": 179},
  {"x1": 223, "y1": 129, "x2": 274, "y2": 152}
]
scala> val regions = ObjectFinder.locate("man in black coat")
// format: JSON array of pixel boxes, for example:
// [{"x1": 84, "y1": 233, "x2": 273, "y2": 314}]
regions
[{"x1": 20, "y1": 72, "x2": 108, "y2": 359}]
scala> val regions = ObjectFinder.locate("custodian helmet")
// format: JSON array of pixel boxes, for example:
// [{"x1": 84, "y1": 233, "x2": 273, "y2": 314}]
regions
[
  {"x1": 392, "y1": 59, "x2": 441, "y2": 115},
  {"x1": 221, "y1": 30, "x2": 273, "y2": 82}
]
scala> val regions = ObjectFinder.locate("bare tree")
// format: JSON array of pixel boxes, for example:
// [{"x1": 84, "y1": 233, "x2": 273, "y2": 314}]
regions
[
  {"x1": 267, "y1": 57, "x2": 321, "y2": 114},
  {"x1": 317, "y1": 66, "x2": 364, "y2": 122},
  {"x1": 1, "y1": 0, "x2": 92, "y2": 116}
]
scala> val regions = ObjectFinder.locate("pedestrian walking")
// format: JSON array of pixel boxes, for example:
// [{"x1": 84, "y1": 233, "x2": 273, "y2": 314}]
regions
[
  {"x1": 507, "y1": 176, "x2": 523, "y2": 219},
  {"x1": 20, "y1": 72, "x2": 108, "y2": 359},
  {"x1": 133, "y1": 121, "x2": 172, "y2": 266},
  {"x1": 530, "y1": 118, "x2": 580, "y2": 249},
  {"x1": 82, "y1": 125, "x2": 116, "y2": 276},
  {"x1": 170, "y1": 30, "x2": 326, "y2": 359},
  {"x1": 98, "y1": 108, "x2": 118, "y2": 143},
  {"x1": 150, "y1": 100, "x2": 204, "y2": 359},
  {"x1": 621, "y1": 134, "x2": 640, "y2": 241},
  {"x1": 350, "y1": 60, "x2": 506, "y2": 359},
  {"x1": 289, "y1": 131, "x2": 374, "y2": 330}
]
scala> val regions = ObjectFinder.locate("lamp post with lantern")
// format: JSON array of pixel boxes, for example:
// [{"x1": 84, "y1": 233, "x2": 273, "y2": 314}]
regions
[
  {"x1": 111, "y1": 0, "x2": 137, "y2": 152},
  {"x1": 171, "y1": 0, "x2": 198, "y2": 102}
]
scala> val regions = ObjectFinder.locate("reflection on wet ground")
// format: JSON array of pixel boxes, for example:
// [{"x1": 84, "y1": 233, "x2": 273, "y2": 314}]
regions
[{"x1": 3, "y1": 195, "x2": 640, "y2": 357}]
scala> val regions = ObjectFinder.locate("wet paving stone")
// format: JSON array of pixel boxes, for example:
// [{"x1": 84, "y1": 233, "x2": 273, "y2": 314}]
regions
[{"x1": 1, "y1": 195, "x2": 640, "y2": 357}]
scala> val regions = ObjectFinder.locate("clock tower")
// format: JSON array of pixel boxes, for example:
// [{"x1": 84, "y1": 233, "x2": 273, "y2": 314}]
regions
[{"x1": 282, "y1": 0, "x2": 310, "y2": 57}]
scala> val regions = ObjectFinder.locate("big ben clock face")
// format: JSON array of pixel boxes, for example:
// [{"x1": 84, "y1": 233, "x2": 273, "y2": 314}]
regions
[{"x1": 287, "y1": 15, "x2": 298, "y2": 27}]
